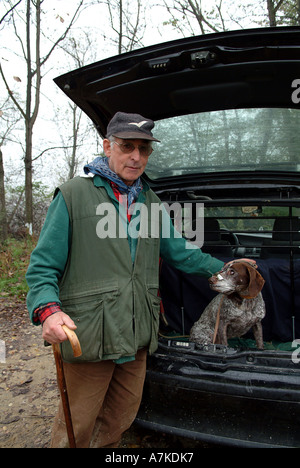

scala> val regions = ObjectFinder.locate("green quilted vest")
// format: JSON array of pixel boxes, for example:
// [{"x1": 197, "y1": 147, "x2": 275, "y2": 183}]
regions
[{"x1": 57, "y1": 176, "x2": 162, "y2": 363}]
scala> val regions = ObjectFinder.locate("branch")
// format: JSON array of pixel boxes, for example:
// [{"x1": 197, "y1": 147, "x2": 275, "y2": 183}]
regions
[
  {"x1": 216, "y1": 0, "x2": 226, "y2": 31},
  {"x1": 11, "y1": 5, "x2": 27, "y2": 62},
  {"x1": 0, "y1": 61, "x2": 26, "y2": 119},
  {"x1": 125, "y1": 0, "x2": 145, "y2": 51},
  {"x1": 106, "y1": 1, "x2": 120, "y2": 42},
  {"x1": 0, "y1": 115, "x2": 22, "y2": 146},
  {"x1": 7, "y1": 187, "x2": 24, "y2": 228},
  {"x1": 37, "y1": 0, "x2": 84, "y2": 73},
  {"x1": 32, "y1": 145, "x2": 77, "y2": 162},
  {"x1": 0, "y1": 0, "x2": 23, "y2": 25},
  {"x1": 31, "y1": 0, "x2": 41, "y2": 127},
  {"x1": 275, "y1": 0, "x2": 285, "y2": 13},
  {"x1": 162, "y1": 0, "x2": 191, "y2": 37}
]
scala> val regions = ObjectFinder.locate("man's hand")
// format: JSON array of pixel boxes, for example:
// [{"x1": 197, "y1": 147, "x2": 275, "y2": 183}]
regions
[{"x1": 42, "y1": 311, "x2": 77, "y2": 344}]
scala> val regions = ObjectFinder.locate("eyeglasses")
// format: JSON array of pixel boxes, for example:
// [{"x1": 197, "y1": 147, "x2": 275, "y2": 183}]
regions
[{"x1": 113, "y1": 140, "x2": 153, "y2": 157}]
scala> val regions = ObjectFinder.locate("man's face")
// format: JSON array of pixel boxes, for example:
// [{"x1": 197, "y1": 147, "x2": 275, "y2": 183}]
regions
[{"x1": 103, "y1": 137, "x2": 152, "y2": 186}]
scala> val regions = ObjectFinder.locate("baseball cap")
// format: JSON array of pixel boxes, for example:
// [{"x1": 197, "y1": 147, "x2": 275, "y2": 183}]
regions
[{"x1": 106, "y1": 112, "x2": 160, "y2": 142}]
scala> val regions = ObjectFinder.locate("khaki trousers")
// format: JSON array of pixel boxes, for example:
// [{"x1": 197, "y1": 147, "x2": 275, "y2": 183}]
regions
[{"x1": 50, "y1": 348, "x2": 147, "y2": 448}]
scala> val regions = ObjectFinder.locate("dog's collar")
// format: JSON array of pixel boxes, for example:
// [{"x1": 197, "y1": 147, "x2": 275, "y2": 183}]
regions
[{"x1": 239, "y1": 292, "x2": 256, "y2": 299}]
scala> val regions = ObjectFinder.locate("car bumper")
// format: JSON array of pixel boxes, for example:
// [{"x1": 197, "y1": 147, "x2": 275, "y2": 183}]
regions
[{"x1": 136, "y1": 340, "x2": 300, "y2": 448}]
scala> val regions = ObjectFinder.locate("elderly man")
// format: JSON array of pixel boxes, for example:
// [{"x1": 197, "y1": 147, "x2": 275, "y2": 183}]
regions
[{"x1": 26, "y1": 111, "x2": 224, "y2": 448}]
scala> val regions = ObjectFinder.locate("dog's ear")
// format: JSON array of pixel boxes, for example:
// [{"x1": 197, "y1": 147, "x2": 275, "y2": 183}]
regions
[{"x1": 246, "y1": 265, "x2": 265, "y2": 298}]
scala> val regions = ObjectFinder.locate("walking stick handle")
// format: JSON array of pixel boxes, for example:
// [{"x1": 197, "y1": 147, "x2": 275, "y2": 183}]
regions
[{"x1": 61, "y1": 325, "x2": 82, "y2": 357}]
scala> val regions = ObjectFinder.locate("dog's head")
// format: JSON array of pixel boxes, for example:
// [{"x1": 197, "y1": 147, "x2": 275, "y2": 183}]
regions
[{"x1": 209, "y1": 261, "x2": 265, "y2": 299}]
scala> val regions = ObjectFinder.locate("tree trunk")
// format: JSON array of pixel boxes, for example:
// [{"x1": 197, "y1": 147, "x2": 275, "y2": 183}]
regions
[
  {"x1": 24, "y1": 0, "x2": 33, "y2": 234},
  {"x1": 118, "y1": 0, "x2": 123, "y2": 54},
  {"x1": 0, "y1": 147, "x2": 8, "y2": 242},
  {"x1": 25, "y1": 123, "x2": 33, "y2": 234},
  {"x1": 267, "y1": 0, "x2": 277, "y2": 26},
  {"x1": 68, "y1": 105, "x2": 78, "y2": 179},
  {"x1": 24, "y1": 0, "x2": 41, "y2": 235}
]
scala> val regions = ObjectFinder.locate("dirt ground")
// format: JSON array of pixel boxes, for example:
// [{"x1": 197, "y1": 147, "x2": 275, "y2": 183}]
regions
[
  {"x1": 0, "y1": 298, "x2": 211, "y2": 449},
  {"x1": 0, "y1": 298, "x2": 58, "y2": 448}
]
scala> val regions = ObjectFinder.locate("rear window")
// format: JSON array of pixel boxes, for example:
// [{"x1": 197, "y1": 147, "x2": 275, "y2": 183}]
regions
[{"x1": 146, "y1": 108, "x2": 300, "y2": 179}]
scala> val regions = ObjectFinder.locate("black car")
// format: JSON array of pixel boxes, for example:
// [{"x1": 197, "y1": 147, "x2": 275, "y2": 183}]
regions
[{"x1": 55, "y1": 27, "x2": 300, "y2": 448}]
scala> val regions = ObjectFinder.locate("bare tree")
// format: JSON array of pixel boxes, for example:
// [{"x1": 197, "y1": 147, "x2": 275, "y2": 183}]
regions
[
  {"x1": 0, "y1": 94, "x2": 23, "y2": 242},
  {"x1": 276, "y1": 0, "x2": 300, "y2": 25},
  {"x1": 56, "y1": 32, "x2": 99, "y2": 181},
  {"x1": 161, "y1": 0, "x2": 226, "y2": 36},
  {"x1": 236, "y1": 0, "x2": 300, "y2": 28},
  {"x1": 0, "y1": 147, "x2": 7, "y2": 242},
  {"x1": 266, "y1": 0, "x2": 285, "y2": 26},
  {"x1": 104, "y1": 0, "x2": 146, "y2": 53},
  {"x1": 0, "y1": 0, "x2": 84, "y2": 234},
  {"x1": 162, "y1": 0, "x2": 300, "y2": 34}
]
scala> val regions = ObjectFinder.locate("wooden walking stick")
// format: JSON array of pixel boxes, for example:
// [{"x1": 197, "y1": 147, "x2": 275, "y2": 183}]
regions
[{"x1": 52, "y1": 325, "x2": 82, "y2": 449}]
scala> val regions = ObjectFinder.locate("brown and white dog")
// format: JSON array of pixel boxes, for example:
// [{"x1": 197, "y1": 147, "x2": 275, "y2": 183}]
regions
[{"x1": 190, "y1": 260, "x2": 266, "y2": 349}]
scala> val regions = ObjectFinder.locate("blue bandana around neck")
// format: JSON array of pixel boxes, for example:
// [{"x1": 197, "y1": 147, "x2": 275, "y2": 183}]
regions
[{"x1": 84, "y1": 156, "x2": 143, "y2": 207}]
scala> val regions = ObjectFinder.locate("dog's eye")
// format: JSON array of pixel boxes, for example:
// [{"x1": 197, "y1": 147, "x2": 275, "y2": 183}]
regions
[{"x1": 229, "y1": 269, "x2": 235, "y2": 275}]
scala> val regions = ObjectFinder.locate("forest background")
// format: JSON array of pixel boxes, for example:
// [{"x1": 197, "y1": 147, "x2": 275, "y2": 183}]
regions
[{"x1": 0, "y1": 0, "x2": 300, "y2": 295}]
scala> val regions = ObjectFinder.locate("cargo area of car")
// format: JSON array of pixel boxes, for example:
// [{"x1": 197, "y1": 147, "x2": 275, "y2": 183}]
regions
[
  {"x1": 155, "y1": 181, "x2": 300, "y2": 345},
  {"x1": 136, "y1": 182, "x2": 300, "y2": 447}
]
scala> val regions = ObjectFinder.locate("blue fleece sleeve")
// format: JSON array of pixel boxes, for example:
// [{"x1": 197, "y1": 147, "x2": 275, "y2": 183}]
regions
[{"x1": 26, "y1": 191, "x2": 71, "y2": 324}]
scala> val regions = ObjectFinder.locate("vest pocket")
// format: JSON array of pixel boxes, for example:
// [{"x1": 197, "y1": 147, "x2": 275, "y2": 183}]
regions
[
  {"x1": 60, "y1": 286, "x2": 120, "y2": 362},
  {"x1": 146, "y1": 286, "x2": 160, "y2": 354},
  {"x1": 60, "y1": 300, "x2": 104, "y2": 362}
]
